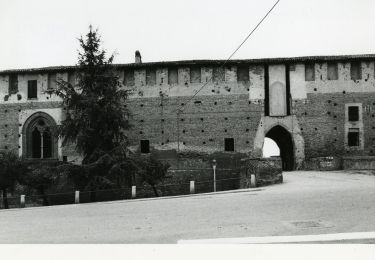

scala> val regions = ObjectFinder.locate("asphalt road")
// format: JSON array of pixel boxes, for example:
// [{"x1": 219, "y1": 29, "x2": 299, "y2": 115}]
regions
[{"x1": 0, "y1": 171, "x2": 374, "y2": 243}]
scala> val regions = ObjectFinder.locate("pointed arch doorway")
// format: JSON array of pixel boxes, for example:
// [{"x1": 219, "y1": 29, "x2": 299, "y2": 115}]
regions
[{"x1": 265, "y1": 125, "x2": 294, "y2": 171}]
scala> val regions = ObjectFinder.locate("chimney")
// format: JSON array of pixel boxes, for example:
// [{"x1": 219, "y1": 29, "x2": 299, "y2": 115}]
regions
[{"x1": 135, "y1": 50, "x2": 142, "y2": 64}]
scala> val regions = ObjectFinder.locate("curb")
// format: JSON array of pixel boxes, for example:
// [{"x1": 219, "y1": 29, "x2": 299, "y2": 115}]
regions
[
  {"x1": 0, "y1": 187, "x2": 263, "y2": 212},
  {"x1": 178, "y1": 231, "x2": 375, "y2": 244}
]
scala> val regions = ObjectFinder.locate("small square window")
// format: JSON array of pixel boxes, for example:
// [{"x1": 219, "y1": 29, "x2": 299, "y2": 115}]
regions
[
  {"x1": 348, "y1": 106, "x2": 359, "y2": 121},
  {"x1": 348, "y1": 128, "x2": 359, "y2": 147},
  {"x1": 224, "y1": 138, "x2": 234, "y2": 152},
  {"x1": 140, "y1": 140, "x2": 150, "y2": 153},
  {"x1": 27, "y1": 80, "x2": 37, "y2": 99},
  {"x1": 305, "y1": 63, "x2": 315, "y2": 81},
  {"x1": 327, "y1": 62, "x2": 338, "y2": 80}
]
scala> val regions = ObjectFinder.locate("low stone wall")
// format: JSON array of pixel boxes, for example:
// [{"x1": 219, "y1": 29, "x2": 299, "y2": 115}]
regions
[
  {"x1": 135, "y1": 151, "x2": 284, "y2": 195},
  {"x1": 240, "y1": 157, "x2": 283, "y2": 188},
  {"x1": 152, "y1": 150, "x2": 245, "y2": 195},
  {"x1": 304, "y1": 156, "x2": 342, "y2": 170},
  {"x1": 343, "y1": 156, "x2": 375, "y2": 170}
]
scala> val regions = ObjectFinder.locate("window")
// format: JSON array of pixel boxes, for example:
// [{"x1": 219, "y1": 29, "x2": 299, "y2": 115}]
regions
[
  {"x1": 213, "y1": 67, "x2": 225, "y2": 83},
  {"x1": 31, "y1": 120, "x2": 53, "y2": 158},
  {"x1": 140, "y1": 140, "x2": 150, "y2": 153},
  {"x1": 23, "y1": 113, "x2": 58, "y2": 159},
  {"x1": 168, "y1": 68, "x2": 178, "y2": 85},
  {"x1": 27, "y1": 80, "x2": 37, "y2": 99},
  {"x1": 224, "y1": 138, "x2": 234, "y2": 152},
  {"x1": 237, "y1": 66, "x2": 249, "y2": 83},
  {"x1": 350, "y1": 62, "x2": 362, "y2": 80},
  {"x1": 68, "y1": 72, "x2": 76, "y2": 86},
  {"x1": 190, "y1": 67, "x2": 201, "y2": 83},
  {"x1": 124, "y1": 70, "x2": 135, "y2": 86},
  {"x1": 348, "y1": 128, "x2": 359, "y2": 147},
  {"x1": 8, "y1": 74, "x2": 18, "y2": 94},
  {"x1": 327, "y1": 62, "x2": 338, "y2": 80},
  {"x1": 48, "y1": 73, "x2": 57, "y2": 89},
  {"x1": 305, "y1": 63, "x2": 315, "y2": 81},
  {"x1": 146, "y1": 69, "x2": 156, "y2": 85},
  {"x1": 348, "y1": 106, "x2": 359, "y2": 121}
]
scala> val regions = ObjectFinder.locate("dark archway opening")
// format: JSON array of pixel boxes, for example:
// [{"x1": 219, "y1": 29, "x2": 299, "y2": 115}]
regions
[{"x1": 265, "y1": 125, "x2": 294, "y2": 171}]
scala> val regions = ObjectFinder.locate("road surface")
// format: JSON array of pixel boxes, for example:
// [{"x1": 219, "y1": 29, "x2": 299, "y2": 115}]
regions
[{"x1": 0, "y1": 171, "x2": 374, "y2": 243}]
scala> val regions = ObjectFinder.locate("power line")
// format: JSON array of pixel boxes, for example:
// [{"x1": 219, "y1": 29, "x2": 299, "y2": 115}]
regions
[
  {"x1": 176, "y1": 0, "x2": 281, "y2": 152},
  {"x1": 176, "y1": 0, "x2": 281, "y2": 115}
]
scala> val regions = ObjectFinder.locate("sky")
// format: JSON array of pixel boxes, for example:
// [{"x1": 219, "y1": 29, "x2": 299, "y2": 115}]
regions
[
  {"x1": 263, "y1": 138, "x2": 280, "y2": 157},
  {"x1": 0, "y1": 0, "x2": 375, "y2": 70}
]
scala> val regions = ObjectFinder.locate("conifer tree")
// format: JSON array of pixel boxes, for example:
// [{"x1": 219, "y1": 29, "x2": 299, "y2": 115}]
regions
[{"x1": 48, "y1": 25, "x2": 131, "y2": 163}]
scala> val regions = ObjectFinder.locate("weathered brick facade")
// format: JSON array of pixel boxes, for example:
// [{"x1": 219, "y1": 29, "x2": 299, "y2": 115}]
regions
[{"x1": 1, "y1": 54, "x2": 375, "y2": 171}]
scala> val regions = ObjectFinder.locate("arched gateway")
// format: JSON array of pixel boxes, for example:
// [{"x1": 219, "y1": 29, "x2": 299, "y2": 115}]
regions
[
  {"x1": 254, "y1": 115, "x2": 305, "y2": 171},
  {"x1": 22, "y1": 112, "x2": 58, "y2": 159},
  {"x1": 265, "y1": 125, "x2": 294, "y2": 171}
]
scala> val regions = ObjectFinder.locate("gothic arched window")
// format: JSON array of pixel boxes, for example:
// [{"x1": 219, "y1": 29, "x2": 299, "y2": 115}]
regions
[{"x1": 22, "y1": 112, "x2": 58, "y2": 159}]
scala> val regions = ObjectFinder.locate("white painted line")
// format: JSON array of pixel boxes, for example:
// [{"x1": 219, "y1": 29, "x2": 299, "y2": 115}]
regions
[{"x1": 178, "y1": 231, "x2": 375, "y2": 244}]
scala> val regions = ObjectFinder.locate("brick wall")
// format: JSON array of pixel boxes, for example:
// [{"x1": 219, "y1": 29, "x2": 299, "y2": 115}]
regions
[
  {"x1": 0, "y1": 101, "x2": 78, "y2": 161},
  {"x1": 126, "y1": 94, "x2": 262, "y2": 155},
  {"x1": 295, "y1": 93, "x2": 375, "y2": 159},
  {"x1": 1, "y1": 57, "x2": 375, "y2": 172}
]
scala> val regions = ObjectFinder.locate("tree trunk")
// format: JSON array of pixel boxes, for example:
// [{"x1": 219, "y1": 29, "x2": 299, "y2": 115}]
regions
[
  {"x1": 151, "y1": 185, "x2": 159, "y2": 197},
  {"x1": 2, "y1": 189, "x2": 9, "y2": 209}
]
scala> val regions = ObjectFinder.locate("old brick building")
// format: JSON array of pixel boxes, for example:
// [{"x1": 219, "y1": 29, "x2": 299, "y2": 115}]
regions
[{"x1": 1, "y1": 53, "x2": 375, "y2": 173}]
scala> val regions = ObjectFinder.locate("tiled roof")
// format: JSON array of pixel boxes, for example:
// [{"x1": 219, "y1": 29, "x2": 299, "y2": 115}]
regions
[{"x1": 1, "y1": 54, "x2": 375, "y2": 75}]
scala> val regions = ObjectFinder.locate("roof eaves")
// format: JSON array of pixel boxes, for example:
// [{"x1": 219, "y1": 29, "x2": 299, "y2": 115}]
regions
[{"x1": 1, "y1": 54, "x2": 374, "y2": 75}]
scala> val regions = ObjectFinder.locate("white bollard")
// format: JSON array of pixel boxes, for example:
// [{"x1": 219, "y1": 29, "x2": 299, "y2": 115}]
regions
[
  {"x1": 250, "y1": 174, "x2": 256, "y2": 188},
  {"x1": 131, "y1": 186, "x2": 136, "y2": 199},
  {"x1": 75, "y1": 190, "x2": 80, "y2": 204},
  {"x1": 20, "y1": 195, "x2": 25, "y2": 208},
  {"x1": 190, "y1": 181, "x2": 195, "y2": 194}
]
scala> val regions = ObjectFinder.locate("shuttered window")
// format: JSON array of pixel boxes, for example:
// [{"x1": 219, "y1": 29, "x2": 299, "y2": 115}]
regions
[
  {"x1": 350, "y1": 62, "x2": 362, "y2": 80},
  {"x1": 305, "y1": 63, "x2": 315, "y2": 81},
  {"x1": 28, "y1": 80, "x2": 38, "y2": 99},
  {"x1": 237, "y1": 66, "x2": 249, "y2": 83},
  {"x1": 9, "y1": 74, "x2": 18, "y2": 94},
  {"x1": 327, "y1": 63, "x2": 338, "y2": 80},
  {"x1": 190, "y1": 67, "x2": 201, "y2": 83},
  {"x1": 146, "y1": 69, "x2": 156, "y2": 85}
]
